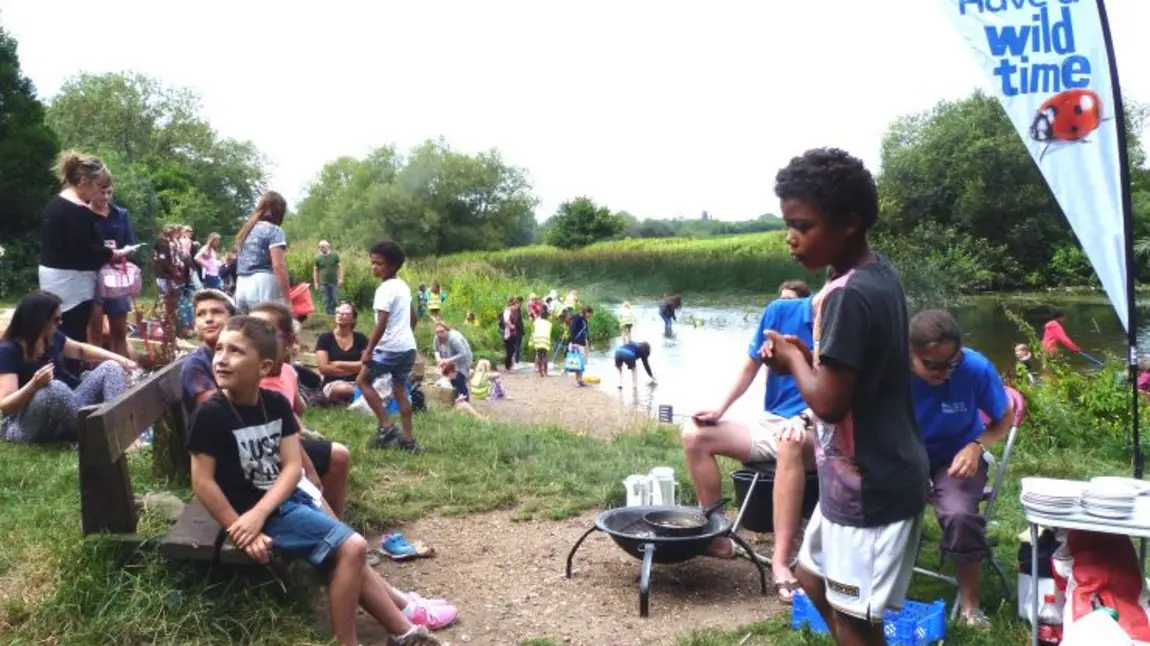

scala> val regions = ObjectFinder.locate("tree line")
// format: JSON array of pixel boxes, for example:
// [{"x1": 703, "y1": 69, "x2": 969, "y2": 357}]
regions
[
  {"x1": 0, "y1": 24, "x2": 267, "y2": 297},
  {"x1": 4, "y1": 18, "x2": 1149, "y2": 298}
]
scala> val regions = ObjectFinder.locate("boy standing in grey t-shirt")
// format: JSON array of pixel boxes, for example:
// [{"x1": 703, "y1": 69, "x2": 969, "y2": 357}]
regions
[{"x1": 765, "y1": 148, "x2": 929, "y2": 646}]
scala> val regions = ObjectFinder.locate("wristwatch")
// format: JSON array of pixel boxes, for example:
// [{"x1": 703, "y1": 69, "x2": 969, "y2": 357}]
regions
[
  {"x1": 971, "y1": 439, "x2": 984, "y2": 450},
  {"x1": 798, "y1": 411, "x2": 814, "y2": 429}
]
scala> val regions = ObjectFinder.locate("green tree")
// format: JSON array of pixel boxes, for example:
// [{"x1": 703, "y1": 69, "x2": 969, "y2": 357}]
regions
[
  {"x1": 543, "y1": 197, "x2": 624, "y2": 249},
  {"x1": 46, "y1": 72, "x2": 266, "y2": 243},
  {"x1": 288, "y1": 139, "x2": 538, "y2": 256},
  {"x1": 878, "y1": 90, "x2": 1150, "y2": 288},
  {"x1": 0, "y1": 24, "x2": 59, "y2": 296}
]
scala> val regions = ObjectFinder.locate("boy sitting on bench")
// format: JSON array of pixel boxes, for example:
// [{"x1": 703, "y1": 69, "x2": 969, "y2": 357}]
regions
[{"x1": 187, "y1": 316, "x2": 442, "y2": 646}]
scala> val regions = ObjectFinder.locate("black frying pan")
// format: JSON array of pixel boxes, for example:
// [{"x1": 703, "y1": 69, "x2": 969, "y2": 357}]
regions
[{"x1": 642, "y1": 498, "x2": 728, "y2": 538}]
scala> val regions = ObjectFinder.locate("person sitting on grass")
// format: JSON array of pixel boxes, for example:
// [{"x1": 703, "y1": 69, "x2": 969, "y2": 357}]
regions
[
  {"x1": 314, "y1": 301, "x2": 369, "y2": 404},
  {"x1": 249, "y1": 300, "x2": 354, "y2": 519},
  {"x1": 0, "y1": 290, "x2": 138, "y2": 443},
  {"x1": 180, "y1": 289, "x2": 351, "y2": 519},
  {"x1": 909, "y1": 309, "x2": 1014, "y2": 628},
  {"x1": 439, "y1": 362, "x2": 482, "y2": 418},
  {"x1": 531, "y1": 306, "x2": 553, "y2": 378},
  {"x1": 614, "y1": 341, "x2": 655, "y2": 390},
  {"x1": 682, "y1": 282, "x2": 814, "y2": 602},
  {"x1": 186, "y1": 316, "x2": 447, "y2": 646},
  {"x1": 359, "y1": 241, "x2": 420, "y2": 454}
]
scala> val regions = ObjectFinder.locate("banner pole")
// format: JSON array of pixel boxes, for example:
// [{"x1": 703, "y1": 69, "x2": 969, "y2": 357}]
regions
[
  {"x1": 1096, "y1": 0, "x2": 1144, "y2": 570},
  {"x1": 1095, "y1": 0, "x2": 1140, "y2": 480}
]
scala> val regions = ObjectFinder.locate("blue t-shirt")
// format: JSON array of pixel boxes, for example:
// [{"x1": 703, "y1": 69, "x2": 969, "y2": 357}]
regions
[
  {"x1": 747, "y1": 297, "x2": 813, "y2": 418},
  {"x1": 912, "y1": 347, "x2": 1008, "y2": 470},
  {"x1": 0, "y1": 330, "x2": 68, "y2": 389},
  {"x1": 180, "y1": 345, "x2": 217, "y2": 415}
]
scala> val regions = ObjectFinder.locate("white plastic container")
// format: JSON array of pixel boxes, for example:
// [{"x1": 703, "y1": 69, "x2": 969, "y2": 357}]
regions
[
  {"x1": 1062, "y1": 609, "x2": 1133, "y2": 646},
  {"x1": 648, "y1": 466, "x2": 678, "y2": 506}
]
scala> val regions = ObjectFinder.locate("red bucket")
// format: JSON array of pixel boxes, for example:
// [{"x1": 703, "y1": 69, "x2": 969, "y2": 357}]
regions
[{"x1": 289, "y1": 283, "x2": 315, "y2": 318}]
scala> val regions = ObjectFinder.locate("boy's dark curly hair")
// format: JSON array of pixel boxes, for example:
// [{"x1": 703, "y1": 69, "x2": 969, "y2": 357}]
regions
[{"x1": 774, "y1": 148, "x2": 878, "y2": 231}]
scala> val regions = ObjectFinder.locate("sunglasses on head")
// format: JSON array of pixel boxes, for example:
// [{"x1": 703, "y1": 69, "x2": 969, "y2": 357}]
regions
[{"x1": 919, "y1": 350, "x2": 963, "y2": 372}]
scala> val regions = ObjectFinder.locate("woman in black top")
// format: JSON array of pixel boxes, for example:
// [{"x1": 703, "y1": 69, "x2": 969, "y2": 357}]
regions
[
  {"x1": 313, "y1": 302, "x2": 369, "y2": 403},
  {"x1": 38, "y1": 151, "x2": 133, "y2": 350}
]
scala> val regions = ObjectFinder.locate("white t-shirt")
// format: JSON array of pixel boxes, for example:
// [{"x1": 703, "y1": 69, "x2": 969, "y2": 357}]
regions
[{"x1": 372, "y1": 278, "x2": 417, "y2": 353}]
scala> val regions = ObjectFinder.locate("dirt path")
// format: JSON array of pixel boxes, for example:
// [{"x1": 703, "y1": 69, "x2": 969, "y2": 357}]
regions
[
  {"x1": 356, "y1": 511, "x2": 784, "y2": 646},
  {"x1": 473, "y1": 369, "x2": 654, "y2": 439}
]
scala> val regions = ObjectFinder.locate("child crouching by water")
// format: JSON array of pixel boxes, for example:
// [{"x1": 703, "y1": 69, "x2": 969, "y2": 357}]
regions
[{"x1": 186, "y1": 316, "x2": 444, "y2": 646}]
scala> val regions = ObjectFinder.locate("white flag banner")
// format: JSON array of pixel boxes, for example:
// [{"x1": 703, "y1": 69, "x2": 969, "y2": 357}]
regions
[{"x1": 938, "y1": 0, "x2": 1130, "y2": 331}]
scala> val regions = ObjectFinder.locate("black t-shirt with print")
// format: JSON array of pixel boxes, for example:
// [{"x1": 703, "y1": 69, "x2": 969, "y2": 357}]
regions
[
  {"x1": 314, "y1": 331, "x2": 369, "y2": 384},
  {"x1": 186, "y1": 389, "x2": 300, "y2": 514},
  {"x1": 812, "y1": 255, "x2": 929, "y2": 528}
]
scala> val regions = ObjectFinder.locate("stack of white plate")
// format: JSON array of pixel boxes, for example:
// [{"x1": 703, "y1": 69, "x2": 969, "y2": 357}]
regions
[
  {"x1": 1021, "y1": 477, "x2": 1084, "y2": 516},
  {"x1": 1081, "y1": 480, "x2": 1139, "y2": 519}
]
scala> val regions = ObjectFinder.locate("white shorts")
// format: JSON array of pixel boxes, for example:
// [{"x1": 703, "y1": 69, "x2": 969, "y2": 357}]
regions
[
  {"x1": 797, "y1": 504, "x2": 922, "y2": 622},
  {"x1": 235, "y1": 272, "x2": 283, "y2": 314},
  {"x1": 746, "y1": 412, "x2": 789, "y2": 462}
]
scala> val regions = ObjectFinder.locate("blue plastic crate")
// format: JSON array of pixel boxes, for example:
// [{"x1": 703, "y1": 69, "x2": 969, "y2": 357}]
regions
[{"x1": 791, "y1": 590, "x2": 946, "y2": 645}]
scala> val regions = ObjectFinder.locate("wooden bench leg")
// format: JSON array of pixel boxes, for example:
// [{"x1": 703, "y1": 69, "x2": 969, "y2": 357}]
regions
[{"x1": 79, "y1": 407, "x2": 138, "y2": 535}]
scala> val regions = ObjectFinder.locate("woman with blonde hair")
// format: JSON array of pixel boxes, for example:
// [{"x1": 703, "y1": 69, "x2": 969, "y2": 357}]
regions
[
  {"x1": 195, "y1": 232, "x2": 224, "y2": 289},
  {"x1": 39, "y1": 151, "x2": 136, "y2": 361},
  {"x1": 233, "y1": 191, "x2": 290, "y2": 312}
]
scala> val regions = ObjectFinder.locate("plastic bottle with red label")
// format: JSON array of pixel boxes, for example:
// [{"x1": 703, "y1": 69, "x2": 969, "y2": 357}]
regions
[{"x1": 1038, "y1": 594, "x2": 1063, "y2": 645}]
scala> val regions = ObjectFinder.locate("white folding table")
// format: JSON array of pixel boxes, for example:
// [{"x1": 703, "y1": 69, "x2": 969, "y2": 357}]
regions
[{"x1": 1023, "y1": 496, "x2": 1150, "y2": 646}]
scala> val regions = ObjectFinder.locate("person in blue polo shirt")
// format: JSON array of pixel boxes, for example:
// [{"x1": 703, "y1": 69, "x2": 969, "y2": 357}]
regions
[
  {"x1": 683, "y1": 280, "x2": 814, "y2": 601},
  {"x1": 909, "y1": 309, "x2": 1014, "y2": 628}
]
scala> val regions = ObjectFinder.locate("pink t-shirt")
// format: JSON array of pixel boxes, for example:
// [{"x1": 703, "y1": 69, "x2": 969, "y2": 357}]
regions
[
  {"x1": 260, "y1": 364, "x2": 302, "y2": 426},
  {"x1": 198, "y1": 248, "x2": 219, "y2": 277}
]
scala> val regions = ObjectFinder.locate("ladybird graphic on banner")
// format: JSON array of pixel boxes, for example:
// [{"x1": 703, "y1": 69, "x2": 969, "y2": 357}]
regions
[{"x1": 938, "y1": 0, "x2": 1130, "y2": 331}]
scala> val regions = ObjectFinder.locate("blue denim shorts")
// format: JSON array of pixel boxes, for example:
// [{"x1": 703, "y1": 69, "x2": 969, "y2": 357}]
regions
[
  {"x1": 96, "y1": 295, "x2": 133, "y2": 317},
  {"x1": 367, "y1": 348, "x2": 416, "y2": 387},
  {"x1": 263, "y1": 490, "x2": 356, "y2": 567}
]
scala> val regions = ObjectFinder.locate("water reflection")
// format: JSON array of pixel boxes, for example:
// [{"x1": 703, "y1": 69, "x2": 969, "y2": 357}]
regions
[{"x1": 582, "y1": 298, "x2": 1148, "y2": 422}]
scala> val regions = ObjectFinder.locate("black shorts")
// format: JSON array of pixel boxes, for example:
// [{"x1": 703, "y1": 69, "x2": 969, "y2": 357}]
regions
[
  {"x1": 301, "y1": 438, "x2": 332, "y2": 477},
  {"x1": 535, "y1": 348, "x2": 548, "y2": 361},
  {"x1": 615, "y1": 358, "x2": 637, "y2": 370}
]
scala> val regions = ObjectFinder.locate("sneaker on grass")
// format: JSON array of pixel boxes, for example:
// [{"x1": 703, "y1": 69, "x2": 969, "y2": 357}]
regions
[
  {"x1": 371, "y1": 425, "x2": 402, "y2": 449},
  {"x1": 396, "y1": 437, "x2": 421, "y2": 454},
  {"x1": 407, "y1": 600, "x2": 458, "y2": 630},
  {"x1": 380, "y1": 533, "x2": 418, "y2": 560}
]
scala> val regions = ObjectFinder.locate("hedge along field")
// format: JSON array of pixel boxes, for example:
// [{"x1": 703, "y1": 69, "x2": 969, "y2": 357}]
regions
[
  {"x1": 285, "y1": 241, "x2": 620, "y2": 363},
  {"x1": 451, "y1": 232, "x2": 824, "y2": 297}
]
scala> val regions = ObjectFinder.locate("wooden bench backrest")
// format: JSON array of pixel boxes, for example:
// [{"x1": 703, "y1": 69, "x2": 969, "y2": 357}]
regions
[{"x1": 79, "y1": 356, "x2": 189, "y2": 536}]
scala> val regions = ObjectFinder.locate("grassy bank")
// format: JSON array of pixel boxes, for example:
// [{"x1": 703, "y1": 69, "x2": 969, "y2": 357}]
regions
[
  {"x1": 449, "y1": 233, "x2": 823, "y2": 298},
  {"x1": 286, "y1": 231, "x2": 997, "y2": 306},
  {"x1": 2, "y1": 344, "x2": 1142, "y2": 644}
]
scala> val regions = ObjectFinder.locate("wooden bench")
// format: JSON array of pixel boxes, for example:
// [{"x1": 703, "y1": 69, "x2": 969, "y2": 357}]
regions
[{"x1": 78, "y1": 356, "x2": 250, "y2": 563}]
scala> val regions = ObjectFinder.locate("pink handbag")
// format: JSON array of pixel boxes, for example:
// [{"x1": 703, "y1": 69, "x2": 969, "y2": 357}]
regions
[{"x1": 98, "y1": 259, "x2": 143, "y2": 299}]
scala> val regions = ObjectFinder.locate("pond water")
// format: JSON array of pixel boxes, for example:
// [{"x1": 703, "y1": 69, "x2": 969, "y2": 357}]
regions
[{"x1": 581, "y1": 297, "x2": 1149, "y2": 422}]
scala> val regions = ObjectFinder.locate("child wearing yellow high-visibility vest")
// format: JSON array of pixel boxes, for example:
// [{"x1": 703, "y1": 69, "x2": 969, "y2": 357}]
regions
[
  {"x1": 532, "y1": 306, "x2": 554, "y2": 377},
  {"x1": 619, "y1": 301, "x2": 636, "y2": 344}
]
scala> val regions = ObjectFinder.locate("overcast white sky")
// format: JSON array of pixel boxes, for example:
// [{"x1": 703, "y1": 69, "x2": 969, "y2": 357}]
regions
[{"x1": 3, "y1": 1, "x2": 1148, "y2": 221}]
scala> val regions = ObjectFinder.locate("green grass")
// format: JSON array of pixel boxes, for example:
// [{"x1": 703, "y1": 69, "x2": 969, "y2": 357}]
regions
[{"x1": 3, "y1": 399, "x2": 1135, "y2": 644}]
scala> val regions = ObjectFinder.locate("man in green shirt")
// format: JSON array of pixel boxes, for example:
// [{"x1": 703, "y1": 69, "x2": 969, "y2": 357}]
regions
[{"x1": 313, "y1": 240, "x2": 343, "y2": 315}]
